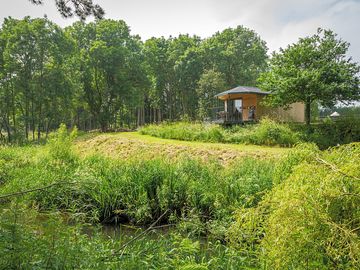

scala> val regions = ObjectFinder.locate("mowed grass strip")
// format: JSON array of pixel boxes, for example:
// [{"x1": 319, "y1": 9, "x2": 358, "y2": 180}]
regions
[{"x1": 75, "y1": 132, "x2": 289, "y2": 164}]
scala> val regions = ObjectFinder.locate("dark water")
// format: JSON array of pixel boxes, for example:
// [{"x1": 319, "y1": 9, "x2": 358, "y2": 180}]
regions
[{"x1": 101, "y1": 223, "x2": 174, "y2": 239}]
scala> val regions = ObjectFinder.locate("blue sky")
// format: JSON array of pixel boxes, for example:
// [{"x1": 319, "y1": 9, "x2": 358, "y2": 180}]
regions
[{"x1": 1, "y1": 0, "x2": 360, "y2": 62}]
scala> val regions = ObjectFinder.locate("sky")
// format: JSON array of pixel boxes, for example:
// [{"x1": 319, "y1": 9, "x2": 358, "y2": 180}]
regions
[{"x1": 0, "y1": 0, "x2": 360, "y2": 62}]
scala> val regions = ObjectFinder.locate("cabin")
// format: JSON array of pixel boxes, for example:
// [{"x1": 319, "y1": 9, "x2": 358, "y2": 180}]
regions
[{"x1": 214, "y1": 86, "x2": 305, "y2": 124}]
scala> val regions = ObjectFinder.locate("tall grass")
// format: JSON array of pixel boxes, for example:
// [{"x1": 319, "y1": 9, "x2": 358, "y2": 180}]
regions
[
  {"x1": 1, "y1": 153, "x2": 274, "y2": 230},
  {"x1": 140, "y1": 122, "x2": 225, "y2": 143},
  {"x1": 0, "y1": 125, "x2": 275, "y2": 239},
  {"x1": 140, "y1": 119, "x2": 301, "y2": 147}
]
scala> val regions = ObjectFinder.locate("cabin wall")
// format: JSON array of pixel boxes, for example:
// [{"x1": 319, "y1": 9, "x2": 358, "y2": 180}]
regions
[
  {"x1": 257, "y1": 96, "x2": 305, "y2": 123},
  {"x1": 242, "y1": 94, "x2": 257, "y2": 121}
]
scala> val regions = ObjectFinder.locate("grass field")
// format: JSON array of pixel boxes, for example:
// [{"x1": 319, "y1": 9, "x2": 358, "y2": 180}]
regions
[{"x1": 75, "y1": 131, "x2": 289, "y2": 164}]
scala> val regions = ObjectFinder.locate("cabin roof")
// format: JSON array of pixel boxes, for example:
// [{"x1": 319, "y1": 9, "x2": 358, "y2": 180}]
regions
[{"x1": 215, "y1": 86, "x2": 270, "y2": 98}]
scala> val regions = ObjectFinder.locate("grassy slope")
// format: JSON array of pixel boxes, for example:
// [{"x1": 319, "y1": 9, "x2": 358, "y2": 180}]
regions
[{"x1": 75, "y1": 131, "x2": 289, "y2": 164}]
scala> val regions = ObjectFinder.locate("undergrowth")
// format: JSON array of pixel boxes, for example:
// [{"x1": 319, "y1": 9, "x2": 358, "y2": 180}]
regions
[{"x1": 140, "y1": 119, "x2": 301, "y2": 147}]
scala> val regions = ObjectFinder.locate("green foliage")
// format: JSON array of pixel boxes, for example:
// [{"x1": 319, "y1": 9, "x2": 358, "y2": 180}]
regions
[
  {"x1": 196, "y1": 69, "x2": 226, "y2": 120},
  {"x1": 227, "y1": 118, "x2": 301, "y2": 146},
  {"x1": 0, "y1": 141, "x2": 275, "y2": 269},
  {"x1": 202, "y1": 26, "x2": 268, "y2": 87},
  {"x1": 259, "y1": 28, "x2": 360, "y2": 125},
  {"x1": 0, "y1": 204, "x2": 101, "y2": 269},
  {"x1": 2, "y1": 131, "x2": 359, "y2": 268},
  {"x1": 47, "y1": 123, "x2": 78, "y2": 162},
  {"x1": 272, "y1": 143, "x2": 319, "y2": 184},
  {"x1": 0, "y1": 143, "x2": 274, "y2": 235},
  {"x1": 140, "y1": 119, "x2": 301, "y2": 147},
  {"x1": 300, "y1": 117, "x2": 360, "y2": 149},
  {"x1": 229, "y1": 143, "x2": 360, "y2": 269},
  {"x1": 1, "y1": 17, "x2": 269, "y2": 139},
  {"x1": 0, "y1": 203, "x2": 249, "y2": 269},
  {"x1": 141, "y1": 119, "x2": 360, "y2": 148},
  {"x1": 0, "y1": 17, "x2": 77, "y2": 142}
]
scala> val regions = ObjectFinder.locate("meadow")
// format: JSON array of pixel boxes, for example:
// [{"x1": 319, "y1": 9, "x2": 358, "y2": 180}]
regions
[{"x1": 0, "y1": 125, "x2": 359, "y2": 269}]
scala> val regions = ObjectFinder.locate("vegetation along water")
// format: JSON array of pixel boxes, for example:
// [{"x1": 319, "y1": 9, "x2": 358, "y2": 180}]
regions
[{"x1": 0, "y1": 125, "x2": 359, "y2": 269}]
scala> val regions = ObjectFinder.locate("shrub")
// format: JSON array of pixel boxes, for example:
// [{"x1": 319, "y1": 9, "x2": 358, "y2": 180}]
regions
[
  {"x1": 229, "y1": 143, "x2": 360, "y2": 269},
  {"x1": 272, "y1": 143, "x2": 319, "y2": 185},
  {"x1": 310, "y1": 117, "x2": 360, "y2": 149},
  {"x1": 290, "y1": 116, "x2": 360, "y2": 149},
  {"x1": 47, "y1": 123, "x2": 78, "y2": 163},
  {"x1": 225, "y1": 118, "x2": 301, "y2": 146}
]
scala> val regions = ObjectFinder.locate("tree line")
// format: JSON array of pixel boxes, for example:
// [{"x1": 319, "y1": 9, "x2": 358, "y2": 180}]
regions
[{"x1": 0, "y1": 17, "x2": 268, "y2": 142}]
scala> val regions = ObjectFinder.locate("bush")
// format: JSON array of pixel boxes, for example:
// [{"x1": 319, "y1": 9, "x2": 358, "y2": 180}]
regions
[
  {"x1": 309, "y1": 117, "x2": 360, "y2": 149},
  {"x1": 289, "y1": 116, "x2": 360, "y2": 149},
  {"x1": 229, "y1": 143, "x2": 360, "y2": 269},
  {"x1": 226, "y1": 118, "x2": 301, "y2": 146},
  {"x1": 47, "y1": 123, "x2": 78, "y2": 163}
]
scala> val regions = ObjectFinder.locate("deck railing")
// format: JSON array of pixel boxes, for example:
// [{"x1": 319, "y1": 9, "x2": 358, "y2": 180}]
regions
[{"x1": 208, "y1": 107, "x2": 243, "y2": 124}]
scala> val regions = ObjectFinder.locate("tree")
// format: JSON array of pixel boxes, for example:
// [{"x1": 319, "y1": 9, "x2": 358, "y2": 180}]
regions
[
  {"x1": 171, "y1": 35, "x2": 203, "y2": 118},
  {"x1": 144, "y1": 35, "x2": 203, "y2": 121},
  {"x1": 196, "y1": 69, "x2": 226, "y2": 120},
  {"x1": 68, "y1": 20, "x2": 148, "y2": 131},
  {"x1": 259, "y1": 28, "x2": 360, "y2": 125},
  {"x1": 29, "y1": 0, "x2": 104, "y2": 20},
  {"x1": 201, "y1": 26, "x2": 268, "y2": 88},
  {"x1": 143, "y1": 37, "x2": 173, "y2": 122},
  {"x1": 0, "y1": 17, "x2": 77, "y2": 142}
]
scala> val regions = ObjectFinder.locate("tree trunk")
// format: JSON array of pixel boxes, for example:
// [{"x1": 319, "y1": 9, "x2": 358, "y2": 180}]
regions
[
  {"x1": 37, "y1": 105, "x2": 42, "y2": 143},
  {"x1": 100, "y1": 120, "x2": 107, "y2": 132},
  {"x1": 25, "y1": 100, "x2": 29, "y2": 140},
  {"x1": 158, "y1": 109, "x2": 161, "y2": 122},
  {"x1": 4, "y1": 116, "x2": 11, "y2": 143},
  {"x1": 45, "y1": 119, "x2": 52, "y2": 139},
  {"x1": 305, "y1": 97, "x2": 311, "y2": 126}
]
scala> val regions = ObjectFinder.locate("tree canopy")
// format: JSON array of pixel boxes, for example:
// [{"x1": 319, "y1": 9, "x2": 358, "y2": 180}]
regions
[
  {"x1": 196, "y1": 69, "x2": 226, "y2": 120},
  {"x1": 259, "y1": 28, "x2": 360, "y2": 125},
  {"x1": 0, "y1": 17, "x2": 268, "y2": 142}
]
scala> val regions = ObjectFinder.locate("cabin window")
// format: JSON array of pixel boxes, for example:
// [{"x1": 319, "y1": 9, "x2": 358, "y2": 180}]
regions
[{"x1": 234, "y1": 99, "x2": 242, "y2": 113}]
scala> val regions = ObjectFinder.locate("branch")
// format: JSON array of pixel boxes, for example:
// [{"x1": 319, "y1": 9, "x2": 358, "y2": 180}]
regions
[
  {"x1": 115, "y1": 209, "x2": 170, "y2": 257},
  {"x1": 315, "y1": 156, "x2": 360, "y2": 181},
  {"x1": 0, "y1": 181, "x2": 76, "y2": 200},
  {"x1": 29, "y1": 0, "x2": 105, "y2": 20}
]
